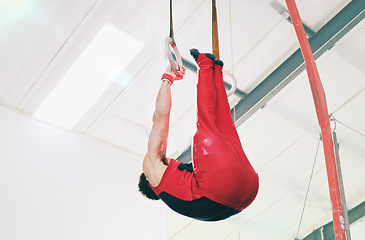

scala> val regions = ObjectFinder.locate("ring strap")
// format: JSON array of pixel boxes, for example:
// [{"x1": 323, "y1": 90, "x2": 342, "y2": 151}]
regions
[
  {"x1": 169, "y1": 0, "x2": 174, "y2": 39},
  {"x1": 212, "y1": 0, "x2": 220, "y2": 59}
]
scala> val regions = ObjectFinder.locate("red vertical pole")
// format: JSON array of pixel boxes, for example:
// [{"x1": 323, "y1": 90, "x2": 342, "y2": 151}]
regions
[{"x1": 284, "y1": 0, "x2": 346, "y2": 239}]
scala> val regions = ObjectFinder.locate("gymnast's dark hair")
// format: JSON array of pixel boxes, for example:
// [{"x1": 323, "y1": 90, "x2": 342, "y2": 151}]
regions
[{"x1": 138, "y1": 172, "x2": 160, "y2": 200}]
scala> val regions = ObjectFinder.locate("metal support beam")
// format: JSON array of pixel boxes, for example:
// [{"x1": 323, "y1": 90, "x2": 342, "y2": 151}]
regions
[
  {"x1": 301, "y1": 201, "x2": 365, "y2": 240},
  {"x1": 285, "y1": 0, "x2": 345, "y2": 237},
  {"x1": 333, "y1": 132, "x2": 351, "y2": 240}
]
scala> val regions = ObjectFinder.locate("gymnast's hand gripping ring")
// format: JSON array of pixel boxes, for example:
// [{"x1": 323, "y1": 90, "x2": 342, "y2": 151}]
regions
[
  {"x1": 165, "y1": 37, "x2": 184, "y2": 76},
  {"x1": 223, "y1": 70, "x2": 237, "y2": 97}
]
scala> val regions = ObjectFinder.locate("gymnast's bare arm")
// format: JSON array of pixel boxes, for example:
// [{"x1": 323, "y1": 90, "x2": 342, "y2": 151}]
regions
[{"x1": 142, "y1": 66, "x2": 184, "y2": 187}]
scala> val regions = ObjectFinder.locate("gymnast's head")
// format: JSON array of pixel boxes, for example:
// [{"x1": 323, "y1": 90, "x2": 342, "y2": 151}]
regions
[{"x1": 138, "y1": 172, "x2": 160, "y2": 200}]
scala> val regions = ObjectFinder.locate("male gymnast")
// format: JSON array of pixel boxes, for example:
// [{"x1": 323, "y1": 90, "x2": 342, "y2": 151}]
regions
[{"x1": 138, "y1": 49, "x2": 259, "y2": 221}]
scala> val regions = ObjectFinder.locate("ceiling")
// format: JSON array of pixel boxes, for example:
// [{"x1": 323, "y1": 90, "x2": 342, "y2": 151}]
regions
[{"x1": 1, "y1": 0, "x2": 364, "y2": 239}]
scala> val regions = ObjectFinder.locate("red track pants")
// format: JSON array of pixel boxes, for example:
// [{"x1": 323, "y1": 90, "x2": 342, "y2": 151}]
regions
[{"x1": 192, "y1": 54, "x2": 259, "y2": 211}]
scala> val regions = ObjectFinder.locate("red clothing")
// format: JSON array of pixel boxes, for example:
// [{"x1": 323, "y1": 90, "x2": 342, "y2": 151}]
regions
[
  {"x1": 152, "y1": 54, "x2": 258, "y2": 211},
  {"x1": 149, "y1": 159, "x2": 201, "y2": 200}
]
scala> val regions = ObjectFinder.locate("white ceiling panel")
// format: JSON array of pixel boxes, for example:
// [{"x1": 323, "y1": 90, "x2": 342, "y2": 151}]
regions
[
  {"x1": 295, "y1": 0, "x2": 351, "y2": 31},
  {"x1": 0, "y1": 0, "x2": 99, "y2": 108},
  {"x1": 1, "y1": 0, "x2": 67, "y2": 96},
  {"x1": 231, "y1": 20, "x2": 299, "y2": 93},
  {"x1": 351, "y1": 218, "x2": 365, "y2": 240}
]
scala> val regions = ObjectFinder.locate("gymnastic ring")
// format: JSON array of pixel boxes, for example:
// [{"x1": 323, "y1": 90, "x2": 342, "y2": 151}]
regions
[
  {"x1": 165, "y1": 37, "x2": 183, "y2": 76},
  {"x1": 223, "y1": 70, "x2": 237, "y2": 97}
]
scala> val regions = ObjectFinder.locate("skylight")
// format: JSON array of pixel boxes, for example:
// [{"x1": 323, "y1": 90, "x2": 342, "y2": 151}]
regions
[{"x1": 34, "y1": 23, "x2": 145, "y2": 129}]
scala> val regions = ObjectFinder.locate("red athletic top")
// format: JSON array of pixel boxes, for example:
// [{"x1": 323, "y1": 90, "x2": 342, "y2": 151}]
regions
[
  {"x1": 150, "y1": 159, "x2": 201, "y2": 200},
  {"x1": 150, "y1": 159, "x2": 258, "y2": 212},
  {"x1": 150, "y1": 159, "x2": 242, "y2": 221}
]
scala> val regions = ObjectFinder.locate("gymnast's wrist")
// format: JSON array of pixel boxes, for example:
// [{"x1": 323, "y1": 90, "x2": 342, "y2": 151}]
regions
[{"x1": 161, "y1": 73, "x2": 174, "y2": 85}]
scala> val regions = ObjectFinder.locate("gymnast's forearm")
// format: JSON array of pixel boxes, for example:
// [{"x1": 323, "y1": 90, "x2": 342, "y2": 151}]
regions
[{"x1": 154, "y1": 80, "x2": 172, "y2": 121}]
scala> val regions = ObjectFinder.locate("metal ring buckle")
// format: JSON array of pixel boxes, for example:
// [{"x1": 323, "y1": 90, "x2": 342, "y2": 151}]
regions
[
  {"x1": 165, "y1": 37, "x2": 183, "y2": 76},
  {"x1": 223, "y1": 70, "x2": 237, "y2": 97}
]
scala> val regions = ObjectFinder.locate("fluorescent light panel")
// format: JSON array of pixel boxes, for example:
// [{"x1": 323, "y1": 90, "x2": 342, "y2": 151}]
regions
[{"x1": 34, "y1": 23, "x2": 145, "y2": 129}]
